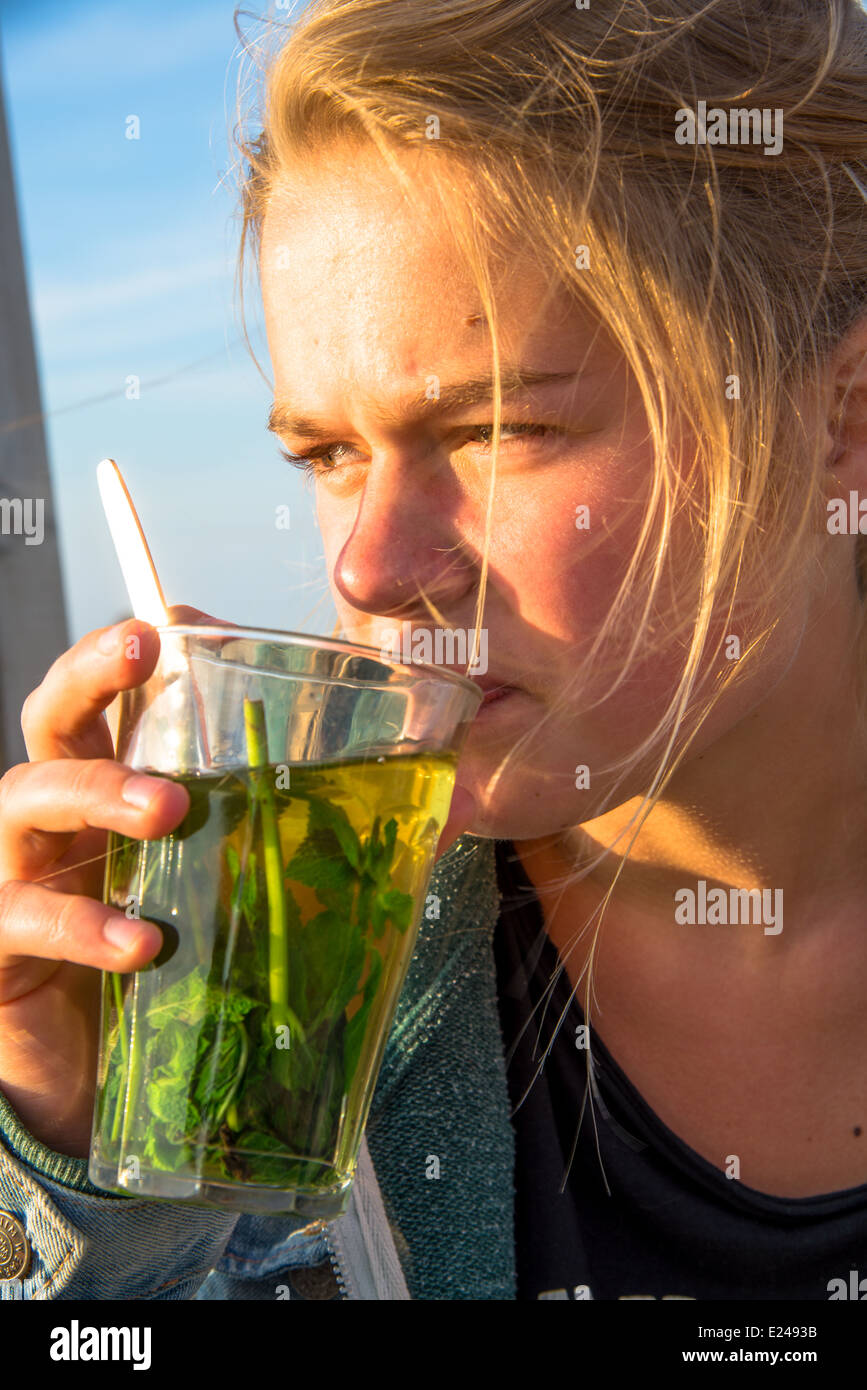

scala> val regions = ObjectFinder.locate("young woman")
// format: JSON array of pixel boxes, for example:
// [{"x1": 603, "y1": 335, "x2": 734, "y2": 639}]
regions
[{"x1": 0, "y1": 0, "x2": 866, "y2": 1301}]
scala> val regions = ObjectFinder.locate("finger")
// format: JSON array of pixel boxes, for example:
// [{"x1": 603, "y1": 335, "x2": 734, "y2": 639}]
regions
[
  {"x1": 166, "y1": 605, "x2": 237, "y2": 627},
  {"x1": 21, "y1": 619, "x2": 161, "y2": 762},
  {"x1": 0, "y1": 879, "x2": 164, "y2": 996},
  {"x1": 433, "y1": 784, "x2": 477, "y2": 863},
  {"x1": 0, "y1": 759, "x2": 190, "y2": 880}
]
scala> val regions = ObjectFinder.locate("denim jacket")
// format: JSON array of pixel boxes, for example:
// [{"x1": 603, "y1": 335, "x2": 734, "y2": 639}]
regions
[{"x1": 0, "y1": 835, "x2": 517, "y2": 1300}]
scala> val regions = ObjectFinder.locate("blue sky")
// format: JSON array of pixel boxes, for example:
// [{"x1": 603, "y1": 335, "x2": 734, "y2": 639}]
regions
[{"x1": 0, "y1": 0, "x2": 335, "y2": 641}]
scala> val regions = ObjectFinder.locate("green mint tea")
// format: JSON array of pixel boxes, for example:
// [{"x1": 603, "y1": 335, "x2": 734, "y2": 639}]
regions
[{"x1": 91, "y1": 738, "x2": 455, "y2": 1216}]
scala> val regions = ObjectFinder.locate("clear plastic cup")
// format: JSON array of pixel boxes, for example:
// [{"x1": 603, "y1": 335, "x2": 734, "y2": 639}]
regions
[{"x1": 88, "y1": 625, "x2": 481, "y2": 1219}]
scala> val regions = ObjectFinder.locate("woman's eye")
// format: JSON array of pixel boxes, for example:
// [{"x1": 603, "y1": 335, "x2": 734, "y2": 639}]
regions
[
  {"x1": 278, "y1": 422, "x2": 557, "y2": 476},
  {"x1": 463, "y1": 422, "x2": 557, "y2": 450},
  {"x1": 278, "y1": 443, "x2": 361, "y2": 475}
]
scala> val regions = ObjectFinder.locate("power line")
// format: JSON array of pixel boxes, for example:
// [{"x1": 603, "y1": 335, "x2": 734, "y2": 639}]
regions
[{"x1": 0, "y1": 336, "x2": 253, "y2": 437}]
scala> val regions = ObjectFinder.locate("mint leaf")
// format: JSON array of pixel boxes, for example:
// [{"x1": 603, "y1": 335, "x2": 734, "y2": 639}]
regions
[
  {"x1": 237, "y1": 1129, "x2": 294, "y2": 1184},
  {"x1": 285, "y1": 799, "x2": 359, "y2": 916},
  {"x1": 372, "y1": 887, "x2": 415, "y2": 937},
  {"x1": 208, "y1": 986, "x2": 259, "y2": 1026},
  {"x1": 146, "y1": 968, "x2": 210, "y2": 1030},
  {"x1": 305, "y1": 792, "x2": 363, "y2": 872},
  {"x1": 192, "y1": 1019, "x2": 248, "y2": 1119},
  {"x1": 300, "y1": 908, "x2": 364, "y2": 1028},
  {"x1": 361, "y1": 816, "x2": 398, "y2": 885}
]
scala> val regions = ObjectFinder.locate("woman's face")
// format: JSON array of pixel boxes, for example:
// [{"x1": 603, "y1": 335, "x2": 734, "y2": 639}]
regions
[{"x1": 259, "y1": 142, "x2": 806, "y2": 838}]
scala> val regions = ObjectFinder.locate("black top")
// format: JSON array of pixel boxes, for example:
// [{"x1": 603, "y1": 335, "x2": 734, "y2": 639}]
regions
[{"x1": 492, "y1": 840, "x2": 867, "y2": 1301}]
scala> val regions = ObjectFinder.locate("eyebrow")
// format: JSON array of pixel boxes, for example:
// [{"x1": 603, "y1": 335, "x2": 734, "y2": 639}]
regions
[{"x1": 267, "y1": 367, "x2": 582, "y2": 441}]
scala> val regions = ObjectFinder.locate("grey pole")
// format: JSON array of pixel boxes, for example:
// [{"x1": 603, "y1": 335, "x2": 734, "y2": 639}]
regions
[{"x1": 0, "y1": 36, "x2": 69, "y2": 774}]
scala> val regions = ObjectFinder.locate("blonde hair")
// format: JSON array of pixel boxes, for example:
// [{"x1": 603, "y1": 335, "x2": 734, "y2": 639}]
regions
[{"x1": 232, "y1": 0, "x2": 867, "y2": 1158}]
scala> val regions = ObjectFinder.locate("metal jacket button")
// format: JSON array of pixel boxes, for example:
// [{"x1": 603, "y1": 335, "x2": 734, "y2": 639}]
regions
[
  {"x1": 288, "y1": 1260, "x2": 341, "y2": 1299},
  {"x1": 0, "y1": 1211, "x2": 30, "y2": 1281}
]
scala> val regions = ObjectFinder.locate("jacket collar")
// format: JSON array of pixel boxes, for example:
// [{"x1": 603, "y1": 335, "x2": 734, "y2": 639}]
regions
[{"x1": 329, "y1": 835, "x2": 516, "y2": 1299}]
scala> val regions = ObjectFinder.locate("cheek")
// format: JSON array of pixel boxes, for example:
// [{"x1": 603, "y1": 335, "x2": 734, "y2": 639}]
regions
[{"x1": 490, "y1": 445, "x2": 657, "y2": 644}]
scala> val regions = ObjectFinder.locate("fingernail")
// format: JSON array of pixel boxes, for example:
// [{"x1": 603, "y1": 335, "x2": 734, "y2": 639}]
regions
[
  {"x1": 121, "y1": 774, "x2": 163, "y2": 809},
  {"x1": 97, "y1": 621, "x2": 127, "y2": 654},
  {"x1": 103, "y1": 918, "x2": 146, "y2": 951}
]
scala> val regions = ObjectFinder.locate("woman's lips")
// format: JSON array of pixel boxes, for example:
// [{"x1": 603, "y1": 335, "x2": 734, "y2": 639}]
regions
[
  {"x1": 481, "y1": 685, "x2": 512, "y2": 705},
  {"x1": 472, "y1": 682, "x2": 520, "y2": 712}
]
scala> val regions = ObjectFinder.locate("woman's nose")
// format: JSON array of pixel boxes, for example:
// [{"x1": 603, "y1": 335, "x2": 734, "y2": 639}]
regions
[{"x1": 330, "y1": 456, "x2": 476, "y2": 618}]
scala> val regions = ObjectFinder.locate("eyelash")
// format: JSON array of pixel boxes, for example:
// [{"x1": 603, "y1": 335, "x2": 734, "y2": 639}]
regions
[{"x1": 278, "y1": 422, "x2": 557, "y2": 476}]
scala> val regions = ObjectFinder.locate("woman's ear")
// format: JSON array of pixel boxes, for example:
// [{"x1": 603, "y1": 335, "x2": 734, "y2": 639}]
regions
[{"x1": 823, "y1": 311, "x2": 867, "y2": 487}]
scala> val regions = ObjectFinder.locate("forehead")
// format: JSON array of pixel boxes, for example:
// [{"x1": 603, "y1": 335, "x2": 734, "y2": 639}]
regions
[
  {"x1": 258, "y1": 143, "x2": 585, "y2": 387},
  {"x1": 261, "y1": 142, "x2": 508, "y2": 299}
]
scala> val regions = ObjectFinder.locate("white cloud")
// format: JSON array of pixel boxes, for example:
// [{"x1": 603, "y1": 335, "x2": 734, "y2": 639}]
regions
[{"x1": 32, "y1": 255, "x2": 232, "y2": 327}]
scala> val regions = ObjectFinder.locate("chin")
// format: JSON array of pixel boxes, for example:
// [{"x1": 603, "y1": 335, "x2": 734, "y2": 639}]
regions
[{"x1": 451, "y1": 760, "x2": 593, "y2": 840}]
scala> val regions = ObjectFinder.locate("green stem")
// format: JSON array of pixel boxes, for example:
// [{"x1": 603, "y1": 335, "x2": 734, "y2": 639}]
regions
[
  {"x1": 243, "y1": 697, "x2": 305, "y2": 1045},
  {"x1": 119, "y1": 973, "x2": 143, "y2": 1160},
  {"x1": 109, "y1": 972, "x2": 128, "y2": 1144}
]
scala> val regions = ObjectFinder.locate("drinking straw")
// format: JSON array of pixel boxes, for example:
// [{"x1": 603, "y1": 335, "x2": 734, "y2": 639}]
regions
[
  {"x1": 96, "y1": 458, "x2": 171, "y2": 629},
  {"x1": 96, "y1": 457, "x2": 211, "y2": 764}
]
